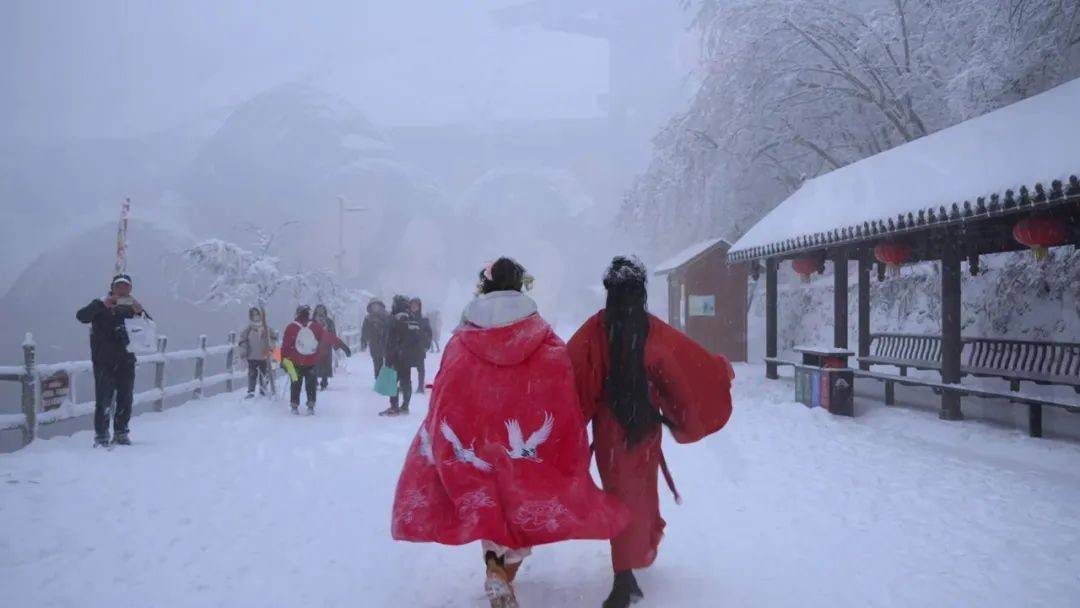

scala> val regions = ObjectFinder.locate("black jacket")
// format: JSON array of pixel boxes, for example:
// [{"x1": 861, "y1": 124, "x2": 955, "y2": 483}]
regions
[
  {"x1": 386, "y1": 313, "x2": 430, "y2": 368},
  {"x1": 361, "y1": 309, "x2": 392, "y2": 354},
  {"x1": 76, "y1": 299, "x2": 139, "y2": 364}
]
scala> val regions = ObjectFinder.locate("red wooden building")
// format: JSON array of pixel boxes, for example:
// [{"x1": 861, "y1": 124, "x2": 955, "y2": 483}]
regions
[{"x1": 655, "y1": 238, "x2": 748, "y2": 362}]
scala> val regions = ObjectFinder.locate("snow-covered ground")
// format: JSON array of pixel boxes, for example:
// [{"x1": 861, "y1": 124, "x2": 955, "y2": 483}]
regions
[{"x1": 3, "y1": 354, "x2": 1079, "y2": 607}]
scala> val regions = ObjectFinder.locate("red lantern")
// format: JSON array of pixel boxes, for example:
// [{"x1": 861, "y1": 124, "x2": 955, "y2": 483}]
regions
[
  {"x1": 791, "y1": 257, "x2": 819, "y2": 283},
  {"x1": 874, "y1": 242, "x2": 913, "y2": 277},
  {"x1": 1013, "y1": 216, "x2": 1066, "y2": 261}
]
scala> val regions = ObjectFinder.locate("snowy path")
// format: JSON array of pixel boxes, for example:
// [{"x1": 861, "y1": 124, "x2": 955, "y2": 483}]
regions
[{"x1": 2, "y1": 355, "x2": 1079, "y2": 607}]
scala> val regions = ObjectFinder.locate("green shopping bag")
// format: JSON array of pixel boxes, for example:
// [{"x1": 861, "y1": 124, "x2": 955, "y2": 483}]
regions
[
  {"x1": 282, "y1": 358, "x2": 299, "y2": 383},
  {"x1": 374, "y1": 366, "x2": 399, "y2": 396}
]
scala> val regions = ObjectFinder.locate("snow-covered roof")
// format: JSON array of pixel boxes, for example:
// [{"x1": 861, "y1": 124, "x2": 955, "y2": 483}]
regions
[
  {"x1": 729, "y1": 77, "x2": 1080, "y2": 262},
  {"x1": 654, "y1": 237, "x2": 731, "y2": 275}
]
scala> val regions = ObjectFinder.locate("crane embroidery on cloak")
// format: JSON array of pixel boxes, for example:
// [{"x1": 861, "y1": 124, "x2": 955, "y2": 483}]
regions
[
  {"x1": 440, "y1": 421, "x2": 493, "y2": 472},
  {"x1": 504, "y1": 412, "x2": 555, "y2": 462}
]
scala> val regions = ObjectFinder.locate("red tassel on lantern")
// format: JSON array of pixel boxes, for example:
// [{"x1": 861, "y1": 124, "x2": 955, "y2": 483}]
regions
[
  {"x1": 873, "y1": 242, "x2": 913, "y2": 277},
  {"x1": 1013, "y1": 216, "x2": 1066, "y2": 261},
  {"x1": 791, "y1": 257, "x2": 819, "y2": 283}
]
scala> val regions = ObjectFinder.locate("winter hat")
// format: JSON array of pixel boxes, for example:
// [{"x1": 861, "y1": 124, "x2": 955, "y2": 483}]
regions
[
  {"x1": 478, "y1": 257, "x2": 527, "y2": 294},
  {"x1": 391, "y1": 295, "x2": 411, "y2": 316},
  {"x1": 111, "y1": 273, "x2": 133, "y2": 287},
  {"x1": 295, "y1": 304, "x2": 312, "y2": 319},
  {"x1": 248, "y1": 307, "x2": 262, "y2": 320},
  {"x1": 367, "y1": 298, "x2": 386, "y2": 313}
]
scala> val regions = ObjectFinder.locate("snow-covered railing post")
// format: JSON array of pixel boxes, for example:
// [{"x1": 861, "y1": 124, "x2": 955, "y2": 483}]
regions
[
  {"x1": 193, "y1": 335, "x2": 207, "y2": 399},
  {"x1": 225, "y1": 332, "x2": 237, "y2": 393},
  {"x1": 21, "y1": 333, "x2": 38, "y2": 446},
  {"x1": 153, "y1": 336, "x2": 168, "y2": 412}
]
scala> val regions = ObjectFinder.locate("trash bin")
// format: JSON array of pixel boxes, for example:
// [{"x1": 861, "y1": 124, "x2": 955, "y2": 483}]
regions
[{"x1": 793, "y1": 345, "x2": 855, "y2": 417}]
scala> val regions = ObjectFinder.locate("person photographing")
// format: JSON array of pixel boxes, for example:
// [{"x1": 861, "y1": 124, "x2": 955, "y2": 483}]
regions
[{"x1": 76, "y1": 273, "x2": 150, "y2": 447}]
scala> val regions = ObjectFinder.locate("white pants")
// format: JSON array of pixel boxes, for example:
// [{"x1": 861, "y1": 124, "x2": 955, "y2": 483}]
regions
[{"x1": 482, "y1": 540, "x2": 532, "y2": 564}]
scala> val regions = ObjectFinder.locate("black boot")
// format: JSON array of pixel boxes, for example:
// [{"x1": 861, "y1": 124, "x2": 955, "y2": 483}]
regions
[{"x1": 603, "y1": 570, "x2": 643, "y2": 608}]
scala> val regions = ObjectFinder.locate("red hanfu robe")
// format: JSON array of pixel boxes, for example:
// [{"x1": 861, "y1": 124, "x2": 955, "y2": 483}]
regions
[
  {"x1": 391, "y1": 312, "x2": 629, "y2": 549},
  {"x1": 567, "y1": 312, "x2": 734, "y2": 571}
]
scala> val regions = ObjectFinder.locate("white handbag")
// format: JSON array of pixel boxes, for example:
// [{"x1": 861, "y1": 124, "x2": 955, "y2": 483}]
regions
[{"x1": 125, "y1": 316, "x2": 158, "y2": 354}]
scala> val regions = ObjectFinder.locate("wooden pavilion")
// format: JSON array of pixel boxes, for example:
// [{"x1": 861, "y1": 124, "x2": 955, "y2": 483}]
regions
[{"x1": 727, "y1": 78, "x2": 1080, "y2": 430}]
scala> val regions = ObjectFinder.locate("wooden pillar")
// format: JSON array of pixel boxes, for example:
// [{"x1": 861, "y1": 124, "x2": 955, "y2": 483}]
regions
[
  {"x1": 833, "y1": 250, "x2": 849, "y2": 349},
  {"x1": 21, "y1": 333, "x2": 37, "y2": 446},
  {"x1": 193, "y1": 335, "x2": 207, "y2": 399},
  {"x1": 153, "y1": 336, "x2": 167, "y2": 412},
  {"x1": 940, "y1": 237, "x2": 964, "y2": 420},
  {"x1": 225, "y1": 331, "x2": 237, "y2": 393},
  {"x1": 765, "y1": 258, "x2": 778, "y2": 379},
  {"x1": 857, "y1": 250, "x2": 871, "y2": 370}
]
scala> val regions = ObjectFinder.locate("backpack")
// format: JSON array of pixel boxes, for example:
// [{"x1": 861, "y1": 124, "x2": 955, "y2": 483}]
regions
[{"x1": 292, "y1": 321, "x2": 319, "y2": 356}]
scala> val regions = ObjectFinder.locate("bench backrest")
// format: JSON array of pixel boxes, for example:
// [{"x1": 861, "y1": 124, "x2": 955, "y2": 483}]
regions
[
  {"x1": 965, "y1": 338, "x2": 1080, "y2": 380},
  {"x1": 869, "y1": 333, "x2": 942, "y2": 365},
  {"x1": 869, "y1": 333, "x2": 1080, "y2": 381}
]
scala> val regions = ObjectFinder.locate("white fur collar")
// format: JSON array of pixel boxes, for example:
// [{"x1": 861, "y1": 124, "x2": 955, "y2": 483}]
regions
[{"x1": 463, "y1": 291, "x2": 538, "y2": 328}]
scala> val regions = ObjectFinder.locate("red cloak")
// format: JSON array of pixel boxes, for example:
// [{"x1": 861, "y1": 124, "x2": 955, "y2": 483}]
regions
[
  {"x1": 391, "y1": 313, "x2": 628, "y2": 548},
  {"x1": 567, "y1": 312, "x2": 734, "y2": 571}
]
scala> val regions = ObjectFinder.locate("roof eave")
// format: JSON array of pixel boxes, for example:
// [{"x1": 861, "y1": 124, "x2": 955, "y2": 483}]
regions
[{"x1": 727, "y1": 175, "x2": 1080, "y2": 263}]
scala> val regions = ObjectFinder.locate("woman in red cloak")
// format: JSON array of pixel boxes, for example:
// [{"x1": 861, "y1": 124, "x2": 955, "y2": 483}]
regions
[
  {"x1": 567, "y1": 256, "x2": 734, "y2": 608},
  {"x1": 391, "y1": 258, "x2": 628, "y2": 608}
]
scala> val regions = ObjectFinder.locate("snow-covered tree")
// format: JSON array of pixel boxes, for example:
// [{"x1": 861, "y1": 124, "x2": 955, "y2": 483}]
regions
[
  {"x1": 623, "y1": 0, "x2": 1080, "y2": 255},
  {"x1": 181, "y1": 223, "x2": 298, "y2": 310},
  {"x1": 289, "y1": 269, "x2": 366, "y2": 324},
  {"x1": 180, "y1": 223, "x2": 363, "y2": 323}
]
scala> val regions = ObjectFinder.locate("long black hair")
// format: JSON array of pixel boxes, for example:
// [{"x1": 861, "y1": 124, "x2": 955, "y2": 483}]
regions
[{"x1": 603, "y1": 256, "x2": 658, "y2": 445}]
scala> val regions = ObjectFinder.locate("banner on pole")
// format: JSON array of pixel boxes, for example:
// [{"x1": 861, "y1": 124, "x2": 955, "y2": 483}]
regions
[{"x1": 115, "y1": 198, "x2": 130, "y2": 275}]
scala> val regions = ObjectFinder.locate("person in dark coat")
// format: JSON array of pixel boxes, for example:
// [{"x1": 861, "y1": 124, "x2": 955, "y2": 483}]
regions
[
  {"x1": 408, "y1": 297, "x2": 433, "y2": 394},
  {"x1": 361, "y1": 298, "x2": 391, "y2": 379},
  {"x1": 76, "y1": 273, "x2": 149, "y2": 447},
  {"x1": 379, "y1": 295, "x2": 426, "y2": 416},
  {"x1": 312, "y1": 304, "x2": 337, "y2": 390}
]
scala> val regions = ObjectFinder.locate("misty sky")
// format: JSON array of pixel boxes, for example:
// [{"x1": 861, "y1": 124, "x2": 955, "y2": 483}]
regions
[{"x1": 0, "y1": 0, "x2": 612, "y2": 141}]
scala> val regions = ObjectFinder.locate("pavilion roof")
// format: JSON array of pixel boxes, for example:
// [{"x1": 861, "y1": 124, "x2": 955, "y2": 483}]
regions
[
  {"x1": 729, "y1": 78, "x2": 1080, "y2": 263},
  {"x1": 654, "y1": 237, "x2": 731, "y2": 275}
]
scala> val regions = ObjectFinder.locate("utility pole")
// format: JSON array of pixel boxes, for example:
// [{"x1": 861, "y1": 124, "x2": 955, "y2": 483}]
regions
[{"x1": 336, "y1": 196, "x2": 366, "y2": 279}]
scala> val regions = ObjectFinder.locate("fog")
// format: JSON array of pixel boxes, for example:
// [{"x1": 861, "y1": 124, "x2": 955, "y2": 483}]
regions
[
  {"x1": 4, "y1": 3, "x2": 1080, "y2": 603},
  {"x1": 0, "y1": 0, "x2": 692, "y2": 369},
  {"x1": 1, "y1": 1, "x2": 626, "y2": 140}
]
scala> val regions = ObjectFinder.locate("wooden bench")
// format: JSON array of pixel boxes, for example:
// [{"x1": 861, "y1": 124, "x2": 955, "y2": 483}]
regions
[{"x1": 856, "y1": 333, "x2": 1080, "y2": 437}]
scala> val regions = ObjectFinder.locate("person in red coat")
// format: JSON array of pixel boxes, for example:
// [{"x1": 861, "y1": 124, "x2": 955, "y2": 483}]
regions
[
  {"x1": 281, "y1": 304, "x2": 350, "y2": 414},
  {"x1": 391, "y1": 258, "x2": 628, "y2": 608},
  {"x1": 567, "y1": 256, "x2": 734, "y2": 608}
]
